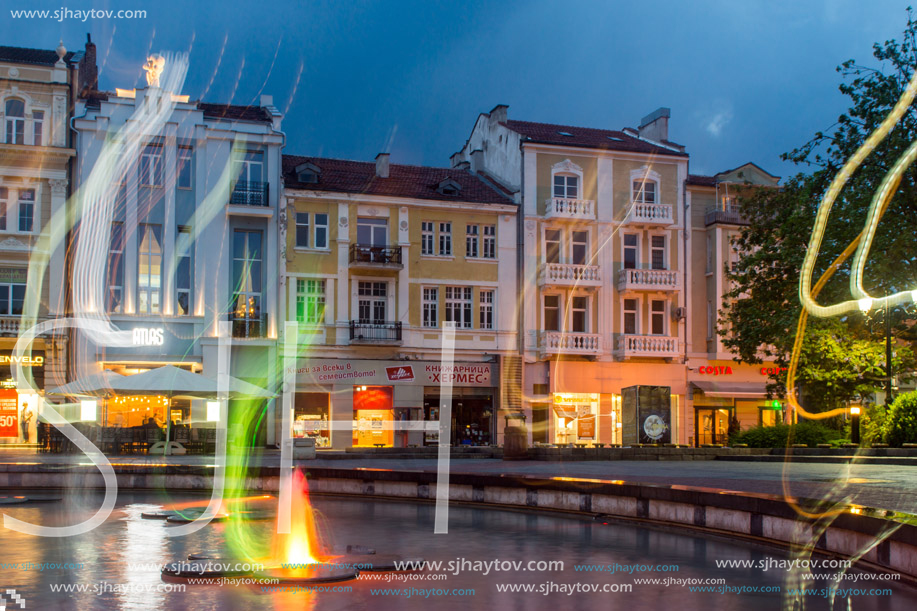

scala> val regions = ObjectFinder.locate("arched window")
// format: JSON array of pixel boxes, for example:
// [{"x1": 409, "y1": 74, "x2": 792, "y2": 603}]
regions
[
  {"x1": 5, "y1": 99, "x2": 25, "y2": 145},
  {"x1": 551, "y1": 159, "x2": 583, "y2": 200},
  {"x1": 630, "y1": 166, "x2": 661, "y2": 205}
]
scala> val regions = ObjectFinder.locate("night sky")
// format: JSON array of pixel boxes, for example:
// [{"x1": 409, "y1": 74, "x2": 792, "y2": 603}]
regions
[{"x1": 5, "y1": 0, "x2": 913, "y2": 178}]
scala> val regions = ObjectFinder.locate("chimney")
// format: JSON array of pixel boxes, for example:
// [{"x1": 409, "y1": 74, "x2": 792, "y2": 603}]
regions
[
  {"x1": 470, "y1": 149, "x2": 484, "y2": 174},
  {"x1": 638, "y1": 107, "x2": 670, "y2": 142},
  {"x1": 375, "y1": 152, "x2": 390, "y2": 178},
  {"x1": 260, "y1": 94, "x2": 273, "y2": 107},
  {"x1": 78, "y1": 33, "x2": 98, "y2": 94},
  {"x1": 489, "y1": 104, "x2": 508, "y2": 123}
]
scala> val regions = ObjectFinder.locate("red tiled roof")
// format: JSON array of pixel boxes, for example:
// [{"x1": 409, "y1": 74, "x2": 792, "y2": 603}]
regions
[
  {"x1": 0, "y1": 45, "x2": 75, "y2": 66},
  {"x1": 198, "y1": 103, "x2": 271, "y2": 123},
  {"x1": 687, "y1": 174, "x2": 717, "y2": 187},
  {"x1": 502, "y1": 119, "x2": 687, "y2": 157},
  {"x1": 283, "y1": 155, "x2": 516, "y2": 205}
]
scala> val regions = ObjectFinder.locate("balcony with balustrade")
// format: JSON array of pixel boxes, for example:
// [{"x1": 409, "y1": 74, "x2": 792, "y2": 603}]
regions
[
  {"x1": 350, "y1": 320, "x2": 403, "y2": 345},
  {"x1": 544, "y1": 197, "x2": 595, "y2": 221},
  {"x1": 540, "y1": 262, "x2": 602, "y2": 288},
  {"x1": 614, "y1": 334, "x2": 680, "y2": 360},
  {"x1": 705, "y1": 204, "x2": 749, "y2": 226},
  {"x1": 348, "y1": 244, "x2": 404, "y2": 270},
  {"x1": 539, "y1": 331, "x2": 602, "y2": 357},
  {"x1": 616, "y1": 268, "x2": 680, "y2": 292},
  {"x1": 623, "y1": 202, "x2": 673, "y2": 226}
]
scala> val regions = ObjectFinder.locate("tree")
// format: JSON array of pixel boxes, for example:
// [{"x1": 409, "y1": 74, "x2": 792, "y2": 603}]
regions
[
  {"x1": 721, "y1": 10, "x2": 917, "y2": 414},
  {"x1": 882, "y1": 390, "x2": 917, "y2": 446}
]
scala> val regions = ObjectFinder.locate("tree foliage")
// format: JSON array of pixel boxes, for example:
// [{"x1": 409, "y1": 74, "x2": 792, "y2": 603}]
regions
[
  {"x1": 882, "y1": 390, "x2": 917, "y2": 446},
  {"x1": 721, "y1": 11, "x2": 917, "y2": 413}
]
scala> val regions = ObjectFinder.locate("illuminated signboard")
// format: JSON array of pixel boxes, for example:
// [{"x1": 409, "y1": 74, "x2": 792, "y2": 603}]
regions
[{"x1": 132, "y1": 328, "x2": 165, "y2": 346}]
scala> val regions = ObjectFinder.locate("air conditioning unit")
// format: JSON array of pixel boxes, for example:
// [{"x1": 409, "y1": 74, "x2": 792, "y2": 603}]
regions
[{"x1": 673, "y1": 306, "x2": 687, "y2": 320}]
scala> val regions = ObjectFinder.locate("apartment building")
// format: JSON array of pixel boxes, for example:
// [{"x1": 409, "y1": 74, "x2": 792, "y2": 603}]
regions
[
  {"x1": 280, "y1": 153, "x2": 518, "y2": 449},
  {"x1": 452, "y1": 105, "x2": 690, "y2": 445},
  {"x1": 69, "y1": 47, "x2": 283, "y2": 441},
  {"x1": 685, "y1": 163, "x2": 781, "y2": 445},
  {"x1": 0, "y1": 42, "x2": 78, "y2": 444}
]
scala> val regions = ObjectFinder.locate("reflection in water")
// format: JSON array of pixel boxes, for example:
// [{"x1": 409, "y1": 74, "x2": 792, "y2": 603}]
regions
[{"x1": 1, "y1": 492, "x2": 916, "y2": 610}]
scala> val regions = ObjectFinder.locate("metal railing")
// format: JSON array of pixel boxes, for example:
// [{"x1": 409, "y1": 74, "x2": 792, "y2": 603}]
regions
[
  {"x1": 704, "y1": 205, "x2": 748, "y2": 226},
  {"x1": 349, "y1": 243, "x2": 403, "y2": 265},
  {"x1": 229, "y1": 313, "x2": 268, "y2": 338},
  {"x1": 350, "y1": 320, "x2": 403, "y2": 342},
  {"x1": 230, "y1": 181, "x2": 269, "y2": 207}
]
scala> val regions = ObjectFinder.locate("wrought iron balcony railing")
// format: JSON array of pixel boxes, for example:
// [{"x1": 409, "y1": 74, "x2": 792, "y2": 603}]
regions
[
  {"x1": 349, "y1": 320, "x2": 403, "y2": 343},
  {"x1": 230, "y1": 181, "x2": 269, "y2": 207}
]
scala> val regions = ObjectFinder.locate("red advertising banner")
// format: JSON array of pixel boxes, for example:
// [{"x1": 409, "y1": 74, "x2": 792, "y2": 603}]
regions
[
  {"x1": 0, "y1": 389, "x2": 18, "y2": 438},
  {"x1": 577, "y1": 414, "x2": 596, "y2": 440}
]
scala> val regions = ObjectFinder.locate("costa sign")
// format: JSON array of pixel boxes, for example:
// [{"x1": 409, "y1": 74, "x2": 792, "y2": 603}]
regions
[{"x1": 698, "y1": 365, "x2": 732, "y2": 375}]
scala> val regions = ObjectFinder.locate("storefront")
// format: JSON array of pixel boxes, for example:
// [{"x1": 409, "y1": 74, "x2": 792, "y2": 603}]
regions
[
  {"x1": 551, "y1": 393, "x2": 600, "y2": 445},
  {"x1": 687, "y1": 360, "x2": 783, "y2": 446},
  {"x1": 289, "y1": 358, "x2": 497, "y2": 449},
  {"x1": 0, "y1": 349, "x2": 46, "y2": 445}
]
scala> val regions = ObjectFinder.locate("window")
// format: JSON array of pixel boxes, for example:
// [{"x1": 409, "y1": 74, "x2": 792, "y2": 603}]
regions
[
  {"x1": 422, "y1": 287, "x2": 438, "y2": 327},
  {"x1": 177, "y1": 147, "x2": 193, "y2": 189},
  {"x1": 545, "y1": 229, "x2": 561, "y2": 263},
  {"x1": 0, "y1": 188, "x2": 7, "y2": 231},
  {"x1": 357, "y1": 217, "x2": 388, "y2": 247},
  {"x1": 107, "y1": 222, "x2": 124, "y2": 313},
  {"x1": 18, "y1": 189, "x2": 34, "y2": 232},
  {"x1": 176, "y1": 226, "x2": 192, "y2": 315},
  {"x1": 296, "y1": 279, "x2": 325, "y2": 324},
  {"x1": 571, "y1": 296, "x2": 587, "y2": 333},
  {"x1": 296, "y1": 213, "x2": 309, "y2": 248},
  {"x1": 651, "y1": 235, "x2": 666, "y2": 270},
  {"x1": 482, "y1": 225, "x2": 496, "y2": 259},
  {"x1": 5, "y1": 99, "x2": 24, "y2": 144},
  {"x1": 139, "y1": 144, "x2": 163, "y2": 186},
  {"x1": 138, "y1": 224, "x2": 162, "y2": 314},
  {"x1": 421, "y1": 222, "x2": 434, "y2": 255},
  {"x1": 439, "y1": 222, "x2": 452, "y2": 255},
  {"x1": 444, "y1": 286, "x2": 472, "y2": 328},
  {"x1": 633, "y1": 180, "x2": 656, "y2": 204},
  {"x1": 572, "y1": 230, "x2": 588, "y2": 265},
  {"x1": 706, "y1": 235, "x2": 713, "y2": 274},
  {"x1": 358, "y1": 281, "x2": 387, "y2": 323},
  {"x1": 314, "y1": 213, "x2": 328, "y2": 249},
  {"x1": 544, "y1": 295, "x2": 560, "y2": 331},
  {"x1": 553, "y1": 174, "x2": 578, "y2": 199},
  {"x1": 479, "y1": 290, "x2": 494, "y2": 330},
  {"x1": 0, "y1": 283, "x2": 26, "y2": 315},
  {"x1": 466, "y1": 224, "x2": 479, "y2": 258},
  {"x1": 623, "y1": 299, "x2": 638, "y2": 334},
  {"x1": 232, "y1": 230, "x2": 263, "y2": 323},
  {"x1": 623, "y1": 234, "x2": 638, "y2": 269},
  {"x1": 651, "y1": 300, "x2": 666, "y2": 335},
  {"x1": 233, "y1": 150, "x2": 264, "y2": 184},
  {"x1": 32, "y1": 111, "x2": 43, "y2": 146}
]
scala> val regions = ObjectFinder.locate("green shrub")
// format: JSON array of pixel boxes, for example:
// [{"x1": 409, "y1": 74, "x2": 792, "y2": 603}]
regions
[
  {"x1": 882, "y1": 391, "x2": 917, "y2": 447},
  {"x1": 729, "y1": 421, "x2": 842, "y2": 448}
]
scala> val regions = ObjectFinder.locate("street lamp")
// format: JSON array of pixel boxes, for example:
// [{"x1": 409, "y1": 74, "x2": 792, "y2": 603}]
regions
[
  {"x1": 849, "y1": 404, "x2": 861, "y2": 446},
  {"x1": 858, "y1": 293, "x2": 894, "y2": 408}
]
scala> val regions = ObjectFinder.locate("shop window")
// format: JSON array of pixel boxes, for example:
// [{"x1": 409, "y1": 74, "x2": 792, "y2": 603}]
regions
[
  {"x1": 293, "y1": 392, "x2": 330, "y2": 448},
  {"x1": 353, "y1": 385, "x2": 393, "y2": 447}
]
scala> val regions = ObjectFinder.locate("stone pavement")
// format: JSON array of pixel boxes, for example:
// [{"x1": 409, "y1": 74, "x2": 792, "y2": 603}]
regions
[{"x1": 1, "y1": 448, "x2": 914, "y2": 514}]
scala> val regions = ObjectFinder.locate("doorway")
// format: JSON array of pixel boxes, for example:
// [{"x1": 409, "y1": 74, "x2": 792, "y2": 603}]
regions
[{"x1": 695, "y1": 407, "x2": 732, "y2": 445}]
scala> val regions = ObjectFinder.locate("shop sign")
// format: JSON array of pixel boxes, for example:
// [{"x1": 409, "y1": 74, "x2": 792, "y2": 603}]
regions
[
  {"x1": 424, "y1": 364, "x2": 490, "y2": 385},
  {"x1": 132, "y1": 328, "x2": 165, "y2": 346},
  {"x1": 553, "y1": 393, "x2": 599, "y2": 405},
  {"x1": 385, "y1": 366, "x2": 414, "y2": 381},
  {"x1": 760, "y1": 367, "x2": 789, "y2": 376},
  {"x1": 577, "y1": 413, "x2": 596, "y2": 440},
  {"x1": 0, "y1": 354, "x2": 43, "y2": 367},
  {"x1": 0, "y1": 268, "x2": 28, "y2": 284},
  {"x1": 698, "y1": 365, "x2": 732, "y2": 375},
  {"x1": 0, "y1": 389, "x2": 18, "y2": 437}
]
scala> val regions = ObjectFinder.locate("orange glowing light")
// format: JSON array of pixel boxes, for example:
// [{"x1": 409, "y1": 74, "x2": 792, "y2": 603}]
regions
[{"x1": 272, "y1": 469, "x2": 322, "y2": 567}]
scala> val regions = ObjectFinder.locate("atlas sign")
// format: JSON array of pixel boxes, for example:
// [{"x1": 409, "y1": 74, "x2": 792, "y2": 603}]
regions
[{"x1": 132, "y1": 327, "x2": 164, "y2": 346}]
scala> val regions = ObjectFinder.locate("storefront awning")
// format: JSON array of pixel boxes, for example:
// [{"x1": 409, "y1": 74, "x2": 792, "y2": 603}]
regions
[{"x1": 691, "y1": 380, "x2": 768, "y2": 399}]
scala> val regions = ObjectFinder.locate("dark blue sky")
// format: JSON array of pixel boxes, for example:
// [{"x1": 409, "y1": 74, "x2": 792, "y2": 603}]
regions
[{"x1": 6, "y1": 0, "x2": 913, "y2": 178}]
